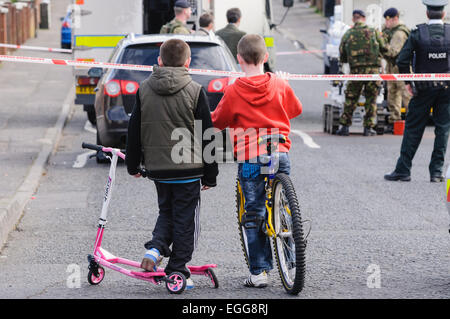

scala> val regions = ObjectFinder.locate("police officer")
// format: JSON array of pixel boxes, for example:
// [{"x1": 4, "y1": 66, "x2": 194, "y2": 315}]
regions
[
  {"x1": 216, "y1": 8, "x2": 246, "y2": 62},
  {"x1": 336, "y1": 10, "x2": 387, "y2": 137},
  {"x1": 160, "y1": 0, "x2": 192, "y2": 35},
  {"x1": 384, "y1": 0, "x2": 450, "y2": 183},
  {"x1": 382, "y1": 8, "x2": 412, "y2": 131}
]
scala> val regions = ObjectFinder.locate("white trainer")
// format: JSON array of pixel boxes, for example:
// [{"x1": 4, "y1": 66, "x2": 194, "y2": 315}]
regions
[{"x1": 244, "y1": 271, "x2": 268, "y2": 288}]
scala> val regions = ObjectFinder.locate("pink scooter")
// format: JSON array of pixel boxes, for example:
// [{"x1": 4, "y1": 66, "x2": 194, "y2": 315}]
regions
[{"x1": 82, "y1": 143, "x2": 219, "y2": 294}]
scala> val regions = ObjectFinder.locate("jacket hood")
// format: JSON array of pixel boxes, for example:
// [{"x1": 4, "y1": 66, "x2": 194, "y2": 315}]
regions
[
  {"x1": 233, "y1": 73, "x2": 277, "y2": 106},
  {"x1": 146, "y1": 65, "x2": 192, "y2": 95}
]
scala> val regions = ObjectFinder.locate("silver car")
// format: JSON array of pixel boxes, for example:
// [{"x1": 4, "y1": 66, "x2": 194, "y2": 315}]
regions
[{"x1": 90, "y1": 33, "x2": 239, "y2": 150}]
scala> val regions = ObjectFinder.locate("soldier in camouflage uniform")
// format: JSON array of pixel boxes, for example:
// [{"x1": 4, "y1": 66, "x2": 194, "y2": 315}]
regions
[
  {"x1": 336, "y1": 10, "x2": 387, "y2": 136},
  {"x1": 382, "y1": 8, "x2": 412, "y2": 131},
  {"x1": 160, "y1": 0, "x2": 192, "y2": 35}
]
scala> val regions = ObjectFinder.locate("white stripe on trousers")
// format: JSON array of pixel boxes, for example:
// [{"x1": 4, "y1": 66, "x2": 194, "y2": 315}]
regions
[{"x1": 194, "y1": 190, "x2": 201, "y2": 249}]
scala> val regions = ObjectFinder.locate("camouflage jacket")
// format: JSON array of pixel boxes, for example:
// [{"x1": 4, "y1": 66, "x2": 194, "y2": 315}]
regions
[
  {"x1": 382, "y1": 24, "x2": 410, "y2": 73},
  {"x1": 160, "y1": 18, "x2": 191, "y2": 35},
  {"x1": 340, "y1": 22, "x2": 387, "y2": 69}
]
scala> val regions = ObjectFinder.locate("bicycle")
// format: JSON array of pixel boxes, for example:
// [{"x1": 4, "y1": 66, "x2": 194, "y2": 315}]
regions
[{"x1": 236, "y1": 134, "x2": 307, "y2": 295}]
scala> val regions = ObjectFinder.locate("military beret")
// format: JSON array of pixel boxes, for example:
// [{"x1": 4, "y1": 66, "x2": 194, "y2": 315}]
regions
[
  {"x1": 383, "y1": 8, "x2": 399, "y2": 18},
  {"x1": 352, "y1": 9, "x2": 366, "y2": 17},
  {"x1": 174, "y1": 0, "x2": 190, "y2": 8}
]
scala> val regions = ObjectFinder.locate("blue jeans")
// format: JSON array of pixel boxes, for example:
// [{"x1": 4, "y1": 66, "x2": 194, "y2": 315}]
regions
[{"x1": 238, "y1": 153, "x2": 291, "y2": 275}]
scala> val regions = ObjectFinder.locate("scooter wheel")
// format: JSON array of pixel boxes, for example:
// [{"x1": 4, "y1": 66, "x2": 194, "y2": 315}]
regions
[
  {"x1": 88, "y1": 266, "x2": 105, "y2": 285},
  {"x1": 206, "y1": 268, "x2": 219, "y2": 289},
  {"x1": 166, "y1": 272, "x2": 186, "y2": 294}
]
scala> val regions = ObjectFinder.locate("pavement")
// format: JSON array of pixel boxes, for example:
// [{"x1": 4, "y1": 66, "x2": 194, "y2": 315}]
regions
[{"x1": 0, "y1": 0, "x2": 73, "y2": 250}]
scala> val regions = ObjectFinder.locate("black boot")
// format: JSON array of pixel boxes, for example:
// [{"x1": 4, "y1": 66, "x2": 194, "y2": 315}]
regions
[
  {"x1": 384, "y1": 123, "x2": 394, "y2": 134},
  {"x1": 336, "y1": 125, "x2": 349, "y2": 136},
  {"x1": 363, "y1": 127, "x2": 377, "y2": 136}
]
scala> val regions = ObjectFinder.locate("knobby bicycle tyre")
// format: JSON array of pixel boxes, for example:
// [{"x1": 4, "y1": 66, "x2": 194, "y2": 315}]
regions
[
  {"x1": 271, "y1": 173, "x2": 306, "y2": 295},
  {"x1": 236, "y1": 178, "x2": 250, "y2": 269}
]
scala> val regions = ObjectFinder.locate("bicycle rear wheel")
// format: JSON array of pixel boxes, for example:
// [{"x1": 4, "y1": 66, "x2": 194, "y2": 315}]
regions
[
  {"x1": 271, "y1": 173, "x2": 306, "y2": 295},
  {"x1": 236, "y1": 178, "x2": 250, "y2": 269}
]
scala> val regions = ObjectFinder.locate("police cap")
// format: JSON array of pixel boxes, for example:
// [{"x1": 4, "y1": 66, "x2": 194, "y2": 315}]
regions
[
  {"x1": 174, "y1": 0, "x2": 190, "y2": 8},
  {"x1": 383, "y1": 8, "x2": 399, "y2": 18},
  {"x1": 352, "y1": 9, "x2": 366, "y2": 17},
  {"x1": 422, "y1": 0, "x2": 448, "y2": 10}
]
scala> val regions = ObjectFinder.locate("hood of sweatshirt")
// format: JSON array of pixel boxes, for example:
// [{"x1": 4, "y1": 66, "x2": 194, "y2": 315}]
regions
[
  {"x1": 233, "y1": 72, "x2": 277, "y2": 106},
  {"x1": 147, "y1": 65, "x2": 192, "y2": 96}
]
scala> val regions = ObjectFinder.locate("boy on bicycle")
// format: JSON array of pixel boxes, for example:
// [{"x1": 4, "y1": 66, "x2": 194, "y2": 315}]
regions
[
  {"x1": 126, "y1": 39, "x2": 218, "y2": 290},
  {"x1": 211, "y1": 34, "x2": 302, "y2": 287}
]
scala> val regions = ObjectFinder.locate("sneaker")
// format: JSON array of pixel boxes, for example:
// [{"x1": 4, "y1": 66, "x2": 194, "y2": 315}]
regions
[
  {"x1": 186, "y1": 278, "x2": 194, "y2": 290},
  {"x1": 141, "y1": 248, "x2": 163, "y2": 272},
  {"x1": 244, "y1": 271, "x2": 268, "y2": 288}
]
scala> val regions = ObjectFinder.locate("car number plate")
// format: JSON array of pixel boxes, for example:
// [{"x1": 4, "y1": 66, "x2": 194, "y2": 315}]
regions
[{"x1": 76, "y1": 86, "x2": 95, "y2": 95}]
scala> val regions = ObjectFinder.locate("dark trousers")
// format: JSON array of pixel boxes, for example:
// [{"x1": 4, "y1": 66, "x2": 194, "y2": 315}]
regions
[
  {"x1": 395, "y1": 87, "x2": 450, "y2": 177},
  {"x1": 145, "y1": 181, "x2": 201, "y2": 278}
]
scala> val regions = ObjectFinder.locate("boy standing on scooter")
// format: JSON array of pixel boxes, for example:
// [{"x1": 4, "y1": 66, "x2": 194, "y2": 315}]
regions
[
  {"x1": 126, "y1": 39, "x2": 218, "y2": 290},
  {"x1": 211, "y1": 34, "x2": 302, "y2": 288}
]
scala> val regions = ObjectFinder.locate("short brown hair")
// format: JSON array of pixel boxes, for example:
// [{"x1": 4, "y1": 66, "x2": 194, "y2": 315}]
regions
[
  {"x1": 199, "y1": 13, "x2": 214, "y2": 28},
  {"x1": 160, "y1": 39, "x2": 191, "y2": 67},
  {"x1": 226, "y1": 8, "x2": 242, "y2": 23},
  {"x1": 237, "y1": 34, "x2": 267, "y2": 66}
]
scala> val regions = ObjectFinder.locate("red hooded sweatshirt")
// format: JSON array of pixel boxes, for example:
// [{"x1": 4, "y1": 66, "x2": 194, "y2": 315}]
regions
[{"x1": 211, "y1": 73, "x2": 302, "y2": 161}]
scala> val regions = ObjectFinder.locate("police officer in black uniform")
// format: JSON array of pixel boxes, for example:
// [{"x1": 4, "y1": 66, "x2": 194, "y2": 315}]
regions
[{"x1": 385, "y1": 0, "x2": 450, "y2": 183}]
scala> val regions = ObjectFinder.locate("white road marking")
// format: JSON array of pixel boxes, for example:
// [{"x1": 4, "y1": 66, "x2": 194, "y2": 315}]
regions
[
  {"x1": 84, "y1": 120, "x2": 97, "y2": 134},
  {"x1": 291, "y1": 130, "x2": 321, "y2": 149},
  {"x1": 73, "y1": 150, "x2": 96, "y2": 168}
]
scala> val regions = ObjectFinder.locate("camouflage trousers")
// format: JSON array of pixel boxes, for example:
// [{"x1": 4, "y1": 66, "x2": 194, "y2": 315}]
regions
[
  {"x1": 339, "y1": 68, "x2": 381, "y2": 128},
  {"x1": 387, "y1": 81, "x2": 411, "y2": 124}
]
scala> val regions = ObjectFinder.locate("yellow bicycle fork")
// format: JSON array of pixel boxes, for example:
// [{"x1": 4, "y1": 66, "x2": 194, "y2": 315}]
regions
[{"x1": 238, "y1": 178, "x2": 291, "y2": 238}]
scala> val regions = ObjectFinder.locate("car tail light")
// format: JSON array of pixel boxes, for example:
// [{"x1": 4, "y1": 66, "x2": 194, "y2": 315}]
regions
[
  {"x1": 207, "y1": 78, "x2": 236, "y2": 93},
  {"x1": 121, "y1": 80, "x2": 139, "y2": 95},
  {"x1": 104, "y1": 80, "x2": 121, "y2": 97},
  {"x1": 78, "y1": 76, "x2": 99, "y2": 86},
  {"x1": 104, "y1": 80, "x2": 139, "y2": 97}
]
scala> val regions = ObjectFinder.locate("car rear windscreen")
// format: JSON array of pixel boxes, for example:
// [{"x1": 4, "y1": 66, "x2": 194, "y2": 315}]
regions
[{"x1": 113, "y1": 42, "x2": 234, "y2": 82}]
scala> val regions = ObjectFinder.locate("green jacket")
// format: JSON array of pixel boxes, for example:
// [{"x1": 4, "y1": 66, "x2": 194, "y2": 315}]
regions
[
  {"x1": 340, "y1": 22, "x2": 387, "y2": 69},
  {"x1": 139, "y1": 66, "x2": 203, "y2": 178},
  {"x1": 382, "y1": 24, "x2": 410, "y2": 73},
  {"x1": 160, "y1": 18, "x2": 191, "y2": 35},
  {"x1": 216, "y1": 23, "x2": 246, "y2": 62}
]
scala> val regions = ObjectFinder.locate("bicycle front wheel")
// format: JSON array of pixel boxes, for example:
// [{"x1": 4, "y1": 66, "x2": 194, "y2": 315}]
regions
[{"x1": 271, "y1": 173, "x2": 306, "y2": 295}]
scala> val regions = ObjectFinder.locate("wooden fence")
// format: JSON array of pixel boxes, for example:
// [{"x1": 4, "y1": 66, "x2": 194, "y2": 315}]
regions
[{"x1": 0, "y1": 0, "x2": 41, "y2": 55}]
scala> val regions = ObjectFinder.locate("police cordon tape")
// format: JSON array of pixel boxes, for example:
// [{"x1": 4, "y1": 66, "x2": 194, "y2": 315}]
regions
[
  {"x1": 0, "y1": 42, "x2": 321, "y2": 56},
  {"x1": 0, "y1": 43, "x2": 72, "y2": 54},
  {"x1": 1, "y1": 54, "x2": 450, "y2": 81}
]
